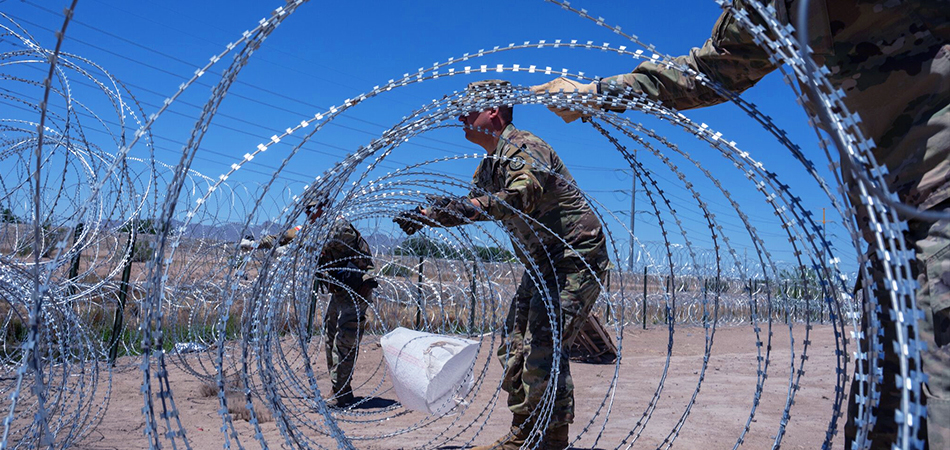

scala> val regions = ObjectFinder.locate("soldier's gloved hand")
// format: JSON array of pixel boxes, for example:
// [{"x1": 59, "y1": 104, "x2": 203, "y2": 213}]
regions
[
  {"x1": 394, "y1": 207, "x2": 428, "y2": 235},
  {"x1": 425, "y1": 195, "x2": 481, "y2": 221},
  {"x1": 274, "y1": 246, "x2": 289, "y2": 256},
  {"x1": 529, "y1": 77, "x2": 599, "y2": 123},
  {"x1": 239, "y1": 238, "x2": 256, "y2": 250}
]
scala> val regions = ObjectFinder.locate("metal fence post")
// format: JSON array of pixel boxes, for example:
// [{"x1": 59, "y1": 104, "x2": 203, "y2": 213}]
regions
[
  {"x1": 665, "y1": 275, "x2": 671, "y2": 324},
  {"x1": 642, "y1": 266, "x2": 648, "y2": 330},
  {"x1": 783, "y1": 280, "x2": 788, "y2": 325},
  {"x1": 468, "y1": 259, "x2": 476, "y2": 335},
  {"x1": 748, "y1": 278, "x2": 754, "y2": 323},
  {"x1": 68, "y1": 222, "x2": 84, "y2": 281},
  {"x1": 415, "y1": 255, "x2": 424, "y2": 328},
  {"x1": 109, "y1": 232, "x2": 135, "y2": 365},
  {"x1": 702, "y1": 278, "x2": 709, "y2": 327},
  {"x1": 307, "y1": 278, "x2": 319, "y2": 341}
]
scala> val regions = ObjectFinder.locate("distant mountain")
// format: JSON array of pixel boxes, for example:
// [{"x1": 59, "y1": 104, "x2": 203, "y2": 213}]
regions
[
  {"x1": 365, "y1": 232, "x2": 403, "y2": 254},
  {"x1": 103, "y1": 218, "x2": 404, "y2": 251}
]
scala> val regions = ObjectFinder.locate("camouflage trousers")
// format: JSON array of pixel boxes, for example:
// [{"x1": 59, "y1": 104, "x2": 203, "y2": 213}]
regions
[
  {"x1": 324, "y1": 283, "x2": 373, "y2": 397},
  {"x1": 845, "y1": 202, "x2": 950, "y2": 449},
  {"x1": 498, "y1": 255, "x2": 608, "y2": 427}
]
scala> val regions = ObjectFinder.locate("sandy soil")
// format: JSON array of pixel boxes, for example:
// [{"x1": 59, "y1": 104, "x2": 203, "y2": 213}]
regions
[{"x1": 78, "y1": 322, "x2": 850, "y2": 449}]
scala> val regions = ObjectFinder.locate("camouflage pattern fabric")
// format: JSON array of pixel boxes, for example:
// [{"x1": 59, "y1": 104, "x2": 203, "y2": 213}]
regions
[
  {"x1": 913, "y1": 205, "x2": 950, "y2": 450},
  {"x1": 499, "y1": 256, "x2": 608, "y2": 427},
  {"x1": 427, "y1": 124, "x2": 608, "y2": 269},
  {"x1": 315, "y1": 220, "x2": 375, "y2": 396},
  {"x1": 600, "y1": 0, "x2": 950, "y2": 210},
  {"x1": 845, "y1": 201, "x2": 950, "y2": 449},
  {"x1": 597, "y1": 1, "x2": 949, "y2": 445},
  {"x1": 325, "y1": 283, "x2": 373, "y2": 397},
  {"x1": 258, "y1": 219, "x2": 376, "y2": 292},
  {"x1": 316, "y1": 220, "x2": 376, "y2": 293},
  {"x1": 257, "y1": 219, "x2": 376, "y2": 397},
  {"x1": 426, "y1": 123, "x2": 611, "y2": 426}
]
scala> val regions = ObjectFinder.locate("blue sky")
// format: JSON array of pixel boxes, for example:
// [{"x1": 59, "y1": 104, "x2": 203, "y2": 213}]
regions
[{"x1": 0, "y1": 0, "x2": 857, "y2": 274}]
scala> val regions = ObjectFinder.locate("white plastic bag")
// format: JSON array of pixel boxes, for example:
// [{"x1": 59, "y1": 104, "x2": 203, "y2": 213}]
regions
[{"x1": 380, "y1": 327, "x2": 479, "y2": 416}]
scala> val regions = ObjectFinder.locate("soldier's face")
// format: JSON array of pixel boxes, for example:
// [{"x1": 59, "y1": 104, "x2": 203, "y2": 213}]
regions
[{"x1": 459, "y1": 109, "x2": 497, "y2": 146}]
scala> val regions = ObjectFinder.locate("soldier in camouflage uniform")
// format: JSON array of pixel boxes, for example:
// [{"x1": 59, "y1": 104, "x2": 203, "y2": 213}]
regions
[
  {"x1": 531, "y1": 1, "x2": 949, "y2": 448},
  {"x1": 249, "y1": 200, "x2": 377, "y2": 409},
  {"x1": 395, "y1": 80, "x2": 610, "y2": 450}
]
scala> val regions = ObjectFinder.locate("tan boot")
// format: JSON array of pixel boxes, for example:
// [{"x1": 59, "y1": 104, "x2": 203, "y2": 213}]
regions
[
  {"x1": 541, "y1": 424, "x2": 569, "y2": 450},
  {"x1": 324, "y1": 391, "x2": 356, "y2": 409},
  {"x1": 470, "y1": 414, "x2": 531, "y2": 450}
]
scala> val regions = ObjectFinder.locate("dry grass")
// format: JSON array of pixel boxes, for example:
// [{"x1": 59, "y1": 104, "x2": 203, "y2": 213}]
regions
[{"x1": 197, "y1": 371, "x2": 273, "y2": 423}]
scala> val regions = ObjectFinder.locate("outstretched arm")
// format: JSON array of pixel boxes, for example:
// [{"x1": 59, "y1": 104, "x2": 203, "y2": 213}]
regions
[{"x1": 531, "y1": 0, "x2": 780, "y2": 121}]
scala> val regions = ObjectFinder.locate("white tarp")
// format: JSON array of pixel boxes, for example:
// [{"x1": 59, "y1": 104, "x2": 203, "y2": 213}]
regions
[{"x1": 380, "y1": 327, "x2": 479, "y2": 416}]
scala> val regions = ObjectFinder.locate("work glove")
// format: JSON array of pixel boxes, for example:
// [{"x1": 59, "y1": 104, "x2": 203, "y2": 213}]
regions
[
  {"x1": 426, "y1": 195, "x2": 482, "y2": 225},
  {"x1": 394, "y1": 207, "x2": 429, "y2": 236},
  {"x1": 239, "y1": 238, "x2": 256, "y2": 251},
  {"x1": 529, "y1": 77, "x2": 599, "y2": 123},
  {"x1": 440, "y1": 197, "x2": 480, "y2": 220}
]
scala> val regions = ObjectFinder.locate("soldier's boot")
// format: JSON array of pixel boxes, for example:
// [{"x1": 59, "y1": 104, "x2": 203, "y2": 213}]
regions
[
  {"x1": 325, "y1": 386, "x2": 356, "y2": 409},
  {"x1": 325, "y1": 392, "x2": 356, "y2": 408},
  {"x1": 540, "y1": 424, "x2": 569, "y2": 450},
  {"x1": 470, "y1": 414, "x2": 531, "y2": 450}
]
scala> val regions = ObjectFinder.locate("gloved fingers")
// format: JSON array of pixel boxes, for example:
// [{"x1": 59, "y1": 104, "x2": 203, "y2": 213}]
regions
[
  {"x1": 424, "y1": 194, "x2": 451, "y2": 208},
  {"x1": 546, "y1": 106, "x2": 586, "y2": 123},
  {"x1": 530, "y1": 76, "x2": 580, "y2": 94},
  {"x1": 394, "y1": 209, "x2": 427, "y2": 235}
]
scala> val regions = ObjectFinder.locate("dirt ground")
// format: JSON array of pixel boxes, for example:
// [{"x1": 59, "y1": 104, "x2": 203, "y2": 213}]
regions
[{"x1": 78, "y1": 322, "x2": 850, "y2": 449}]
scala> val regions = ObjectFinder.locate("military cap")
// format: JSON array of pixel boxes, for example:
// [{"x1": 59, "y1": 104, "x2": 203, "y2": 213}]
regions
[{"x1": 451, "y1": 79, "x2": 514, "y2": 108}]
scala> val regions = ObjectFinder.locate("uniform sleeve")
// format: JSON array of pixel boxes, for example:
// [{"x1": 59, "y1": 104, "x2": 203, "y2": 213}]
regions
[
  {"x1": 472, "y1": 147, "x2": 546, "y2": 221},
  {"x1": 600, "y1": 0, "x2": 778, "y2": 111}
]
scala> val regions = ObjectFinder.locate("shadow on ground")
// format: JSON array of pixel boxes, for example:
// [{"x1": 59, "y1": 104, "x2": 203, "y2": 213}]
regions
[{"x1": 348, "y1": 396, "x2": 398, "y2": 410}]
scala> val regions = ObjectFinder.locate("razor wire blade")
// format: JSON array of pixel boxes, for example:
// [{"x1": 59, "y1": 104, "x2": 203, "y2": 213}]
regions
[{"x1": 0, "y1": 1, "x2": 927, "y2": 449}]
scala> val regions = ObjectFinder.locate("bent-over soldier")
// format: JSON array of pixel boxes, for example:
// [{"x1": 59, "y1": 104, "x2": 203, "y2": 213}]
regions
[
  {"x1": 249, "y1": 199, "x2": 376, "y2": 409},
  {"x1": 395, "y1": 80, "x2": 610, "y2": 450}
]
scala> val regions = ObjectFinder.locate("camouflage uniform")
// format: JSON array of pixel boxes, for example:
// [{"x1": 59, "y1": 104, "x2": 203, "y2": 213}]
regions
[
  {"x1": 426, "y1": 123, "x2": 611, "y2": 427},
  {"x1": 598, "y1": 1, "x2": 949, "y2": 447},
  {"x1": 260, "y1": 220, "x2": 376, "y2": 399}
]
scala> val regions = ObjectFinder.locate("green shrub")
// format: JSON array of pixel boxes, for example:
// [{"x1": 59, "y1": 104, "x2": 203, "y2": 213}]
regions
[
  {"x1": 378, "y1": 263, "x2": 413, "y2": 278},
  {"x1": 131, "y1": 240, "x2": 154, "y2": 262}
]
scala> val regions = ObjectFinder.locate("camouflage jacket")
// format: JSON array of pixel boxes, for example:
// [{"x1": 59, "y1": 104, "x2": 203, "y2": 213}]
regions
[
  {"x1": 427, "y1": 124, "x2": 609, "y2": 271},
  {"x1": 600, "y1": 0, "x2": 950, "y2": 210},
  {"x1": 259, "y1": 219, "x2": 375, "y2": 288}
]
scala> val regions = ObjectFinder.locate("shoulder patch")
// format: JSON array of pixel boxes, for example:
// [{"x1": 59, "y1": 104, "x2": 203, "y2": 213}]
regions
[{"x1": 507, "y1": 156, "x2": 525, "y2": 171}]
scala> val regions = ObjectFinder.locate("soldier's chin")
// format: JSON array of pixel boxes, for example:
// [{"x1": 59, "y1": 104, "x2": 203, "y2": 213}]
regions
[
  {"x1": 463, "y1": 129, "x2": 478, "y2": 143},
  {"x1": 465, "y1": 128, "x2": 490, "y2": 139}
]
